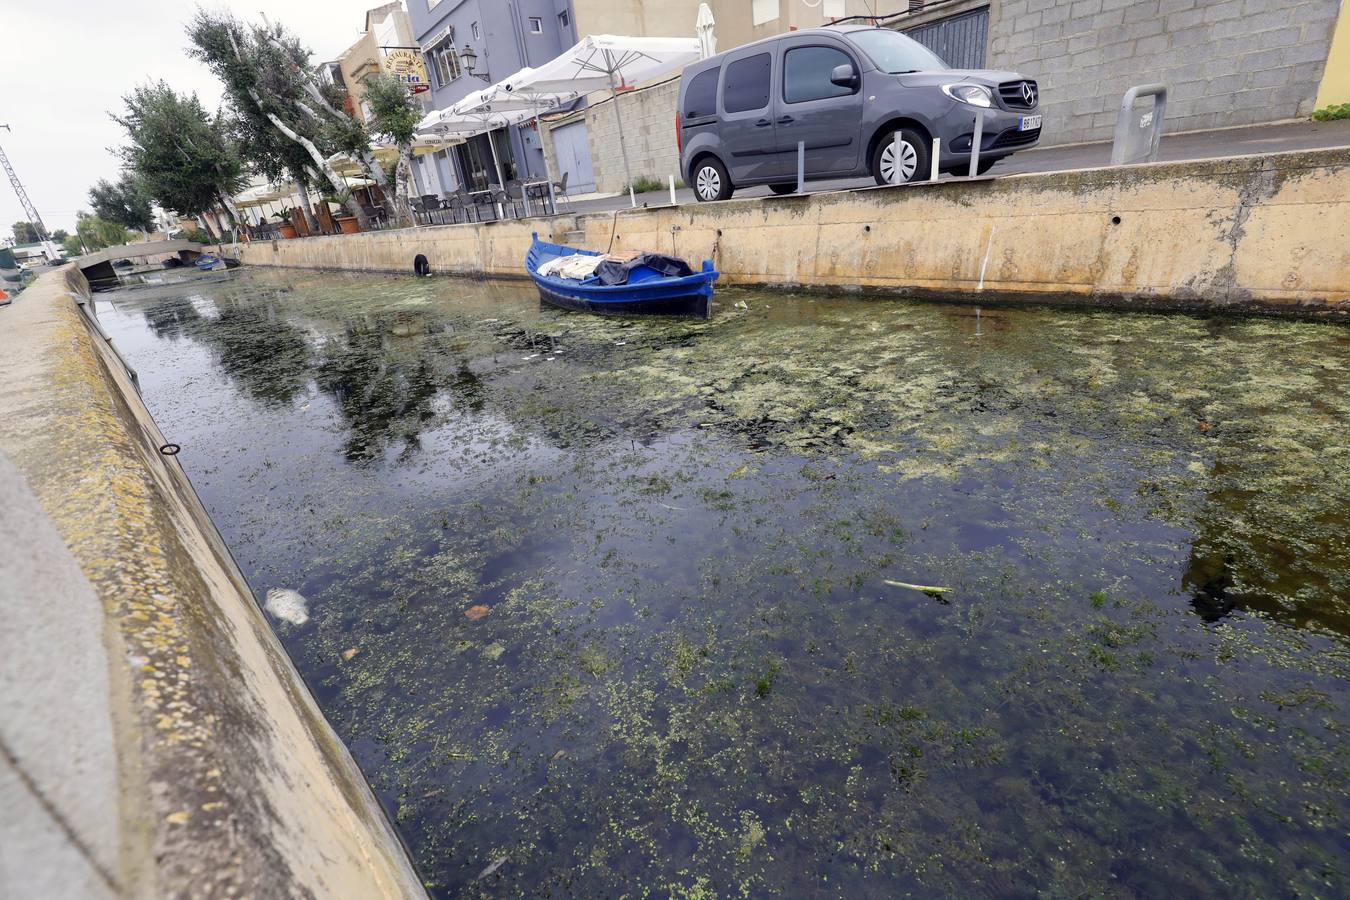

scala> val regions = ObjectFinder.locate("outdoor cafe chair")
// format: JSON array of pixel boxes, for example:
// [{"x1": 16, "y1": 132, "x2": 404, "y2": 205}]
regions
[
  {"x1": 410, "y1": 197, "x2": 427, "y2": 225},
  {"x1": 420, "y1": 195, "x2": 445, "y2": 225},
  {"x1": 504, "y1": 180, "x2": 527, "y2": 218},
  {"x1": 552, "y1": 171, "x2": 569, "y2": 206},
  {"x1": 360, "y1": 204, "x2": 388, "y2": 230}
]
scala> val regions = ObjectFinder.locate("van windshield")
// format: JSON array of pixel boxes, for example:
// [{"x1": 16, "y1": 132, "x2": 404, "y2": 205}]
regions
[{"x1": 847, "y1": 29, "x2": 948, "y2": 73}]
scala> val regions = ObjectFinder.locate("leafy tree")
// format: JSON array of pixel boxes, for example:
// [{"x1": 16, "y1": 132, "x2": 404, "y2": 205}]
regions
[
  {"x1": 187, "y1": 10, "x2": 388, "y2": 228},
  {"x1": 113, "y1": 82, "x2": 245, "y2": 232},
  {"x1": 75, "y1": 212, "x2": 131, "y2": 251},
  {"x1": 50, "y1": 228, "x2": 69, "y2": 243},
  {"x1": 11, "y1": 221, "x2": 39, "y2": 244},
  {"x1": 62, "y1": 234, "x2": 85, "y2": 257},
  {"x1": 362, "y1": 73, "x2": 420, "y2": 224},
  {"x1": 89, "y1": 174, "x2": 155, "y2": 233}
]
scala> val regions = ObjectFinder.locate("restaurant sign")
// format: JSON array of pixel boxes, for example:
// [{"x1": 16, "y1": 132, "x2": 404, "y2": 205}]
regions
[{"x1": 382, "y1": 48, "x2": 430, "y2": 93}]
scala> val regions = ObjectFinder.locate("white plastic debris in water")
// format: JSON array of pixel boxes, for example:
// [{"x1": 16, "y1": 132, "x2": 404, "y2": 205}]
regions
[{"x1": 264, "y1": 588, "x2": 310, "y2": 625}]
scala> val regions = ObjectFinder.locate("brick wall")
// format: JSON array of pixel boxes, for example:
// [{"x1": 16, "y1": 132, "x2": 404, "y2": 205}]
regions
[
  {"x1": 542, "y1": 78, "x2": 683, "y2": 195},
  {"x1": 987, "y1": 0, "x2": 1342, "y2": 145}
]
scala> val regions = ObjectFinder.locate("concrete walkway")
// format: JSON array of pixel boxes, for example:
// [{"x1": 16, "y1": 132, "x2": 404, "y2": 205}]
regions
[{"x1": 558, "y1": 118, "x2": 1350, "y2": 215}]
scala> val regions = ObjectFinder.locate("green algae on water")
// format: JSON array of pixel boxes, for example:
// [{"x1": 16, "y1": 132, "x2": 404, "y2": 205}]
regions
[{"x1": 100, "y1": 270, "x2": 1350, "y2": 898}]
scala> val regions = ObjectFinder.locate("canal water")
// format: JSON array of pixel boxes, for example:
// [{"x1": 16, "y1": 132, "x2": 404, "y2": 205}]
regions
[{"x1": 99, "y1": 268, "x2": 1348, "y2": 897}]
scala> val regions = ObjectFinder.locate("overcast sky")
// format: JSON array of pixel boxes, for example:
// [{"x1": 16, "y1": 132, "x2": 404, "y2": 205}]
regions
[{"x1": 1, "y1": 0, "x2": 384, "y2": 235}]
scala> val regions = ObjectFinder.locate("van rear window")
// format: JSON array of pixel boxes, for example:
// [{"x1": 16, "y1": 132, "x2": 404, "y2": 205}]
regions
[{"x1": 684, "y1": 68, "x2": 720, "y2": 119}]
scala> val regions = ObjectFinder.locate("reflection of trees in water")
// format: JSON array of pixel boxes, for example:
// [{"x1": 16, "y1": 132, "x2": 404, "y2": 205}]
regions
[
  {"x1": 190, "y1": 299, "x2": 313, "y2": 407},
  {"x1": 316, "y1": 311, "x2": 481, "y2": 463},
  {"x1": 141, "y1": 295, "x2": 202, "y2": 340},
  {"x1": 1181, "y1": 465, "x2": 1350, "y2": 639}
]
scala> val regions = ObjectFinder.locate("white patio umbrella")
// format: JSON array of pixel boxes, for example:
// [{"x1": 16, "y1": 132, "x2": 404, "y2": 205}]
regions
[
  {"x1": 419, "y1": 103, "x2": 541, "y2": 202},
  {"x1": 696, "y1": 4, "x2": 717, "y2": 59},
  {"x1": 507, "y1": 35, "x2": 701, "y2": 204}
]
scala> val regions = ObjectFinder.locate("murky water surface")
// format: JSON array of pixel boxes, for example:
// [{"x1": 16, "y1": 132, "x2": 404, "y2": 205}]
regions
[{"x1": 100, "y1": 269, "x2": 1349, "y2": 897}]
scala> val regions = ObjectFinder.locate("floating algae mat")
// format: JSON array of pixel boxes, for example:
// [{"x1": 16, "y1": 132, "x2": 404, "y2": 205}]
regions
[{"x1": 101, "y1": 270, "x2": 1349, "y2": 897}]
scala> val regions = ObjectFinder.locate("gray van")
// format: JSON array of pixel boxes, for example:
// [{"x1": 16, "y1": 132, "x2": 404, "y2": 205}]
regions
[{"x1": 677, "y1": 25, "x2": 1042, "y2": 201}]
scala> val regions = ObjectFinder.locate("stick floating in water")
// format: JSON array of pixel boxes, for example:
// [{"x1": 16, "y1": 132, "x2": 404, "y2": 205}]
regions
[{"x1": 884, "y1": 580, "x2": 953, "y2": 600}]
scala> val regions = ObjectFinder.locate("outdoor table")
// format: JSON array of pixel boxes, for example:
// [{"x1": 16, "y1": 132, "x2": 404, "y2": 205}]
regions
[
  {"x1": 522, "y1": 179, "x2": 555, "y2": 216},
  {"x1": 468, "y1": 189, "x2": 503, "y2": 220}
]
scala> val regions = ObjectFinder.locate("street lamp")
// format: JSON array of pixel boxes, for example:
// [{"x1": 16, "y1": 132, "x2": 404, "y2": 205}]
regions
[{"x1": 459, "y1": 44, "x2": 490, "y2": 81}]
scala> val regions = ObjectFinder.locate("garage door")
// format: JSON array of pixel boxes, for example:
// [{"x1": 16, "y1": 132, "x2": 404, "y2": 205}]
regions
[
  {"x1": 905, "y1": 7, "x2": 989, "y2": 70},
  {"x1": 550, "y1": 120, "x2": 596, "y2": 195}
]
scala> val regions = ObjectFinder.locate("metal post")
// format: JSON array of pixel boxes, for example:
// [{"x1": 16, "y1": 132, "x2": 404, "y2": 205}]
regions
[
  {"x1": 968, "y1": 110, "x2": 984, "y2": 177},
  {"x1": 607, "y1": 59, "x2": 638, "y2": 207},
  {"x1": 536, "y1": 111, "x2": 558, "y2": 215},
  {"x1": 1111, "y1": 84, "x2": 1168, "y2": 166},
  {"x1": 485, "y1": 128, "x2": 506, "y2": 218},
  {"x1": 891, "y1": 131, "x2": 903, "y2": 185},
  {"x1": 797, "y1": 141, "x2": 805, "y2": 193},
  {"x1": 930, "y1": 137, "x2": 941, "y2": 182},
  {"x1": 669, "y1": 174, "x2": 677, "y2": 206}
]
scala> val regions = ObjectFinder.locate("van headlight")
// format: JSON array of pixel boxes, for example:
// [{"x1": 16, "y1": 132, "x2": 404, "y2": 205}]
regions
[{"x1": 941, "y1": 83, "x2": 993, "y2": 108}]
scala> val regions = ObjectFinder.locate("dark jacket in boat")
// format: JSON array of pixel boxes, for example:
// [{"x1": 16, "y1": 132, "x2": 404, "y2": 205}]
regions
[{"x1": 595, "y1": 253, "x2": 695, "y2": 286}]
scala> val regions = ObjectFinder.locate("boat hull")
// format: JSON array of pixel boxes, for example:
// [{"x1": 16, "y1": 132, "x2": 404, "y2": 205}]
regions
[
  {"x1": 525, "y1": 234, "x2": 717, "y2": 319},
  {"x1": 534, "y1": 281, "x2": 711, "y2": 318}
]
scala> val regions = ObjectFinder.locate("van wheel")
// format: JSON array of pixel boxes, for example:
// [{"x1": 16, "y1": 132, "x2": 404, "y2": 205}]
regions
[
  {"x1": 692, "y1": 158, "x2": 733, "y2": 202},
  {"x1": 768, "y1": 183, "x2": 797, "y2": 195},
  {"x1": 871, "y1": 129, "x2": 930, "y2": 185}
]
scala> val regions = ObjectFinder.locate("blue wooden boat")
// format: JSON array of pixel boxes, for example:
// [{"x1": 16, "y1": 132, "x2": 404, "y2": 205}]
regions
[{"x1": 526, "y1": 233, "x2": 718, "y2": 318}]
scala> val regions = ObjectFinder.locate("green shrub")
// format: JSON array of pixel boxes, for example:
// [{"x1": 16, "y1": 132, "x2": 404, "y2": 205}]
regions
[
  {"x1": 1311, "y1": 103, "x2": 1350, "y2": 121},
  {"x1": 180, "y1": 228, "x2": 212, "y2": 244},
  {"x1": 624, "y1": 175, "x2": 668, "y2": 194}
]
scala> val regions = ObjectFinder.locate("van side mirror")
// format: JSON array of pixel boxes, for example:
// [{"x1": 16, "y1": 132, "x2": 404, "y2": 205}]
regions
[{"x1": 830, "y1": 64, "x2": 858, "y2": 88}]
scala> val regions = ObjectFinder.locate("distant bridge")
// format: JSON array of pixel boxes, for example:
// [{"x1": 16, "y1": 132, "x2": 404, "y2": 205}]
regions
[{"x1": 77, "y1": 240, "x2": 207, "y2": 285}]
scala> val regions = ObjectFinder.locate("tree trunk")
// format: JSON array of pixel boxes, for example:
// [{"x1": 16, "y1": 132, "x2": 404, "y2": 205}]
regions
[
  {"x1": 262, "y1": 109, "x2": 368, "y2": 229},
  {"x1": 198, "y1": 215, "x2": 218, "y2": 244},
  {"x1": 296, "y1": 187, "x2": 321, "y2": 235},
  {"x1": 217, "y1": 188, "x2": 242, "y2": 233},
  {"x1": 356, "y1": 149, "x2": 402, "y2": 223},
  {"x1": 396, "y1": 146, "x2": 416, "y2": 227}
]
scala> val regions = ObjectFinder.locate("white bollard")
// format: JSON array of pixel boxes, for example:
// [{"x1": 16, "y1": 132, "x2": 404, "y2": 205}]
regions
[
  {"x1": 669, "y1": 174, "x2": 677, "y2": 206},
  {"x1": 629, "y1": 185, "x2": 637, "y2": 208},
  {"x1": 930, "y1": 137, "x2": 942, "y2": 182},
  {"x1": 797, "y1": 141, "x2": 805, "y2": 193},
  {"x1": 891, "y1": 131, "x2": 903, "y2": 185},
  {"x1": 968, "y1": 110, "x2": 985, "y2": 178}
]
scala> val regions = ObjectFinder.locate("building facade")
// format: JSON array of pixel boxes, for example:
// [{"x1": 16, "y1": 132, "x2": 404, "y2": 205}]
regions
[
  {"x1": 335, "y1": 3, "x2": 424, "y2": 125},
  {"x1": 407, "y1": 0, "x2": 578, "y2": 193}
]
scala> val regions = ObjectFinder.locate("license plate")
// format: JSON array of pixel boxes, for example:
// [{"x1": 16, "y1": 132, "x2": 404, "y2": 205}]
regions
[{"x1": 1019, "y1": 115, "x2": 1042, "y2": 131}]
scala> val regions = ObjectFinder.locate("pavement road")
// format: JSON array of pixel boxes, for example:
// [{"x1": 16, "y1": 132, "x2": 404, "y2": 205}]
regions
[{"x1": 560, "y1": 118, "x2": 1350, "y2": 216}]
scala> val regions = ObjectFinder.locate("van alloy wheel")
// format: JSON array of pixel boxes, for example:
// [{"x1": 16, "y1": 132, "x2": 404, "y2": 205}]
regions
[
  {"x1": 696, "y1": 165, "x2": 721, "y2": 200},
  {"x1": 879, "y1": 139, "x2": 918, "y2": 184}
]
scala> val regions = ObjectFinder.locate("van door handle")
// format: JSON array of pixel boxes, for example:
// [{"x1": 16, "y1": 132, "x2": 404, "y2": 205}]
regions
[
  {"x1": 755, "y1": 118, "x2": 772, "y2": 127},
  {"x1": 777, "y1": 115, "x2": 795, "y2": 124}
]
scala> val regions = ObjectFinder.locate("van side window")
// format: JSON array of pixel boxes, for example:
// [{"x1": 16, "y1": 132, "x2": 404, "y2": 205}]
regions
[
  {"x1": 784, "y1": 46, "x2": 856, "y2": 104},
  {"x1": 684, "y1": 68, "x2": 720, "y2": 118},
  {"x1": 723, "y1": 53, "x2": 772, "y2": 113}
]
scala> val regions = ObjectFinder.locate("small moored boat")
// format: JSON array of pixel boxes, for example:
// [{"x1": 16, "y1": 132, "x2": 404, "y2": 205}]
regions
[{"x1": 526, "y1": 233, "x2": 718, "y2": 318}]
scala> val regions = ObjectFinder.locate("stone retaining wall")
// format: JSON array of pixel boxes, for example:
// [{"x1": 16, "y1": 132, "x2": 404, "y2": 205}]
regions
[
  {"x1": 0, "y1": 265, "x2": 426, "y2": 898},
  {"x1": 231, "y1": 148, "x2": 1350, "y2": 317}
]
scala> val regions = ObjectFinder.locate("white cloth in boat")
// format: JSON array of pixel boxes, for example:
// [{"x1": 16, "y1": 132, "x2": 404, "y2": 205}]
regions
[{"x1": 537, "y1": 254, "x2": 605, "y2": 280}]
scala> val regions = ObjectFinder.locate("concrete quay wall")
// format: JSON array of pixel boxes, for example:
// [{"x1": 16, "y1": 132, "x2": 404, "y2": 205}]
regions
[
  {"x1": 0, "y1": 266, "x2": 426, "y2": 897},
  {"x1": 234, "y1": 148, "x2": 1350, "y2": 318}
]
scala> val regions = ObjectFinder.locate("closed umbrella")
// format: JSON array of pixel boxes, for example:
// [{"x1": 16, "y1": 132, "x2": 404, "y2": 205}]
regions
[
  {"x1": 507, "y1": 35, "x2": 701, "y2": 204},
  {"x1": 696, "y1": 4, "x2": 717, "y2": 59}
]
